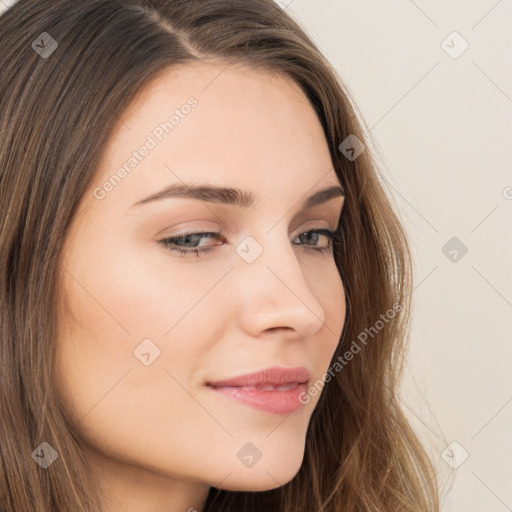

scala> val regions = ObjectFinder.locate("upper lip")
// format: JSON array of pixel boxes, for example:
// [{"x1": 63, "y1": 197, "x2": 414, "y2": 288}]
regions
[{"x1": 207, "y1": 366, "x2": 310, "y2": 387}]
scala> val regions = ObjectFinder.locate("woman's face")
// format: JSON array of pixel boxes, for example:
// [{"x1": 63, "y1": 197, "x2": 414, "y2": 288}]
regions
[{"x1": 56, "y1": 62, "x2": 346, "y2": 505}]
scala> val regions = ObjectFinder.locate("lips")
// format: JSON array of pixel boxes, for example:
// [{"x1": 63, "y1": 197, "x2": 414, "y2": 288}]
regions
[
  {"x1": 206, "y1": 366, "x2": 310, "y2": 415},
  {"x1": 206, "y1": 366, "x2": 311, "y2": 388}
]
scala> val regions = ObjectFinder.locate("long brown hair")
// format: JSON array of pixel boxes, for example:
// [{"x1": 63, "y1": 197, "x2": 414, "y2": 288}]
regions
[{"x1": 0, "y1": 1, "x2": 441, "y2": 510}]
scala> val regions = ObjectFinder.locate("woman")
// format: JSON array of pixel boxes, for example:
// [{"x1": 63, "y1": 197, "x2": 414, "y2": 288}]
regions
[{"x1": 0, "y1": 0, "x2": 441, "y2": 510}]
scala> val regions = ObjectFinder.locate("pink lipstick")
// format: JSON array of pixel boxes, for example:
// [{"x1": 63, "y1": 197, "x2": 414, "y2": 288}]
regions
[{"x1": 206, "y1": 366, "x2": 310, "y2": 415}]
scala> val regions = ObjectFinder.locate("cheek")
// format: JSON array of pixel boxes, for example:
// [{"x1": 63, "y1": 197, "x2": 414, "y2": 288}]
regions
[
  {"x1": 62, "y1": 227, "x2": 228, "y2": 340},
  {"x1": 303, "y1": 262, "x2": 346, "y2": 388},
  {"x1": 309, "y1": 259, "x2": 346, "y2": 340},
  {"x1": 55, "y1": 243, "x2": 226, "y2": 460},
  {"x1": 55, "y1": 233, "x2": 233, "y2": 407}
]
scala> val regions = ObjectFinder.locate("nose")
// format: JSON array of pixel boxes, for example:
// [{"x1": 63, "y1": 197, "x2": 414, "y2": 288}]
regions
[{"x1": 231, "y1": 230, "x2": 327, "y2": 340}]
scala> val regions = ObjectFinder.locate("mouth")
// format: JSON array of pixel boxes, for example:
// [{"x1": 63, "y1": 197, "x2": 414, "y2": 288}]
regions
[{"x1": 206, "y1": 366, "x2": 310, "y2": 415}]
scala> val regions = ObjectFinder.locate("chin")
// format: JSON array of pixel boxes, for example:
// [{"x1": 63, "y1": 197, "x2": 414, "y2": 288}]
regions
[{"x1": 216, "y1": 453, "x2": 304, "y2": 492}]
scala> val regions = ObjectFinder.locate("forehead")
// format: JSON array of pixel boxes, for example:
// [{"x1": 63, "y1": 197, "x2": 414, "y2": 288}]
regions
[{"x1": 90, "y1": 61, "x2": 338, "y2": 210}]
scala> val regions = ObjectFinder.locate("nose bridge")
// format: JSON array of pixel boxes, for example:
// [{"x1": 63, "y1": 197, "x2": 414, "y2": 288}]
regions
[{"x1": 231, "y1": 227, "x2": 326, "y2": 337}]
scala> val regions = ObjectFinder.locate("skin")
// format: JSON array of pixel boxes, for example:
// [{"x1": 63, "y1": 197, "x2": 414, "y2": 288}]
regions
[{"x1": 55, "y1": 61, "x2": 346, "y2": 512}]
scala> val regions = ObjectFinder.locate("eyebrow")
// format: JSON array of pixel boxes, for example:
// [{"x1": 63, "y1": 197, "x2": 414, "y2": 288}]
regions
[{"x1": 131, "y1": 182, "x2": 344, "y2": 211}]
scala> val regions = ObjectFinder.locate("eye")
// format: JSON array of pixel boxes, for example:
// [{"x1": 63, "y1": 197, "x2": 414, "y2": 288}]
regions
[
  {"x1": 292, "y1": 228, "x2": 340, "y2": 255},
  {"x1": 158, "y1": 227, "x2": 340, "y2": 258},
  {"x1": 158, "y1": 230, "x2": 224, "y2": 258}
]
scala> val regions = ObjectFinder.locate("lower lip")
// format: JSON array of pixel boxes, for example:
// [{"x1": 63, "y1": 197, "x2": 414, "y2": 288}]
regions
[{"x1": 207, "y1": 383, "x2": 308, "y2": 415}]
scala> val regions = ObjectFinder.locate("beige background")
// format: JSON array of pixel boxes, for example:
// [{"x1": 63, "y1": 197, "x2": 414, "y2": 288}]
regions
[{"x1": 2, "y1": 0, "x2": 511, "y2": 510}]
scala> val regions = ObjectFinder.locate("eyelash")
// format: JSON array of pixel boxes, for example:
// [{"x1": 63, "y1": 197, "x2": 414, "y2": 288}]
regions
[{"x1": 158, "y1": 228, "x2": 341, "y2": 258}]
